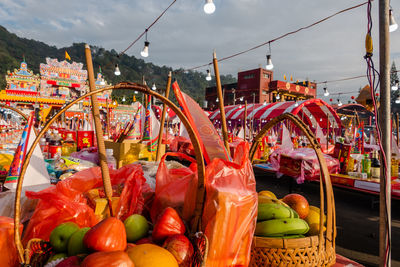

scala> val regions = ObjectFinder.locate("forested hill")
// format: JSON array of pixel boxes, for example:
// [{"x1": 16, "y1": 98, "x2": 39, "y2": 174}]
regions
[{"x1": 0, "y1": 26, "x2": 236, "y2": 104}]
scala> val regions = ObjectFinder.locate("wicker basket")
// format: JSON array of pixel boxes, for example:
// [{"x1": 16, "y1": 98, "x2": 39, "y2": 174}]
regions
[
  {"x1": 13, "y1": 79, "x2": 208, "y2": 265},
  {"x1": 249, "y1": 113, "x2": 336, "y2": 266}
]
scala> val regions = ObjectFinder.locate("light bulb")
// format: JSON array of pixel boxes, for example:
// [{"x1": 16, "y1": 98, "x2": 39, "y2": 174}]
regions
[
  {"x1": 135, "y1": 91, "x2": 138, "y2": 94},
  {"x1": 263, "y1": 101, "x2": 267, "y2": 106},
  {"x1": 206, "y1": 69, "x2": 212, "y2": 81},
  {"x1": 216, "y1": 98, "x2": 219, "y2": 103},
  {"x1": 389, "y1": 9, "x2": 398, "y2": 32},
  {"x1": 266, "y1": 55, "x2": 273, "y2": 70},
  {"x1": 141, "y1": 41, "x2": 150, "y2": 57},
  {"x1": 323, "y1": 87, "x2": 329, "y2": 96},
  {"x1": 122, "y1": 96, "x2": 126, "y2": 102},
  {"x1": 100, "y1": 78, "x2": 105, "y2": 85},
  {"x1": 152, "y1": 83, "x2": 157, "y2": 90},
  {"x1": 392, "y1": 81, "x2": 399, "y2": 91},
  {"x1": 204, "y1": 0, "x2": 216, "y2": 14},
  {"x1": 396, "y1": 96, "x2": 400, "y2": 104},
  {"x1": 295, "y1": 101, "x2": 299, "y2": 107},
  {"x1": 276, "y1": 93, "x2": 280, "y2": 100},
  {"x1": 338, "y1": 100, "x2": 343, "y2": 107},
  {"x1": 239, "y1": 96, "x2": 244, "y2": 101},
  {"x1": 114, "y1": 64, "x2": 121, "y2": 76}
]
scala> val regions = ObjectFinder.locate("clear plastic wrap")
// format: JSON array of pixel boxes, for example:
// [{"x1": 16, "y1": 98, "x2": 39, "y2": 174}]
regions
[{"x1": 270, "y1": 147, "x2": 340, "y2": 183}]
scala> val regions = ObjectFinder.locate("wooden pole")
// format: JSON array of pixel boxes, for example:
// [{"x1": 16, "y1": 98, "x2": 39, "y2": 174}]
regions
[
  {"x1": 213, "y1": 51, "x2": 230, "y2": 156},
  {"x1": 156, "y1": 71, "x2": 172, "y2": 161},
  {"x1": 244, "y1": 100, "x2": 247, "y2": 141},
  {"x1": 378, "y1": 0, "x2": 391, "y2": 265},
  {"x1": 327, "y1": 116, "x2": 330, "y2": 152},
  {"x1": 396, "y1": 113, "x2": 399, "y2": 146},
  {"x1": 106, "y1": 98, "x2": 110, "y2": 139},
  {"x1": 84, "y1": 44, "x2": 114, "y2": 216}
]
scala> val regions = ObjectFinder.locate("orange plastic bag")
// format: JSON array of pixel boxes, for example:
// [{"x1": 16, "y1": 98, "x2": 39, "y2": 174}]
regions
[
  {"x1": 23, "y1": 164, "x2": 149, "y2": 244},
  {"x1": 150, "y1": 152, "x2": 197, "y2": 223},
  {"x1": 0, "y1": 216, "x2": 23, "y2": 267},
  {"x1": 202, "y1": 142, "x2": 257, "y2": 267}
]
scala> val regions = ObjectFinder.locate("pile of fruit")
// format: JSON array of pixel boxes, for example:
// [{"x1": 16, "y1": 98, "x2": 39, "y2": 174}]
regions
[
  {"x1": 44, "y1": 207, "x2": 195, "y2": 267},
  {"x1": 255, "y1": 191, "x2": 325, "y2": 239}
]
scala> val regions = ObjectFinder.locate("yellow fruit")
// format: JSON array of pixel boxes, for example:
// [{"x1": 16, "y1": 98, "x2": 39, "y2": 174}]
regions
[
  {"x1": 258, "y1": 195, "x2": 290, "y2": 208},
  {"x1": 305, "y1": 206, "x2": 326, "y2": 236},
  {"x1": 258, "y1": 190, "x2": 277, "y2": 199},
  {"x1": 126, "y1": 244, "x2": 178, "y2": 267}
]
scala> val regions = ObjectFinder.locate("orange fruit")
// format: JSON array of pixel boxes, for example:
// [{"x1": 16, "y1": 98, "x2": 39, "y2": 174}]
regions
[{"x1": 126, "y1": 244, "x2": 178, "y2": 267}]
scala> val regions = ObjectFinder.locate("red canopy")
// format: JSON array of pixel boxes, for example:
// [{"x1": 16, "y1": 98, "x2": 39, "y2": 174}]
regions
[{"x1": 209, "y1": 99, "x2": 341, "y2": 129}]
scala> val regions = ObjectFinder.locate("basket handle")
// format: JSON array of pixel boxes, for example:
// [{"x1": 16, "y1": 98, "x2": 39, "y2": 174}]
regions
[
  {"x1": 249, "y1": 113, "x2": 336, "y2": 255},
  {"x1": 14, "y1": 82, "x2": 206, "y2": 264}
]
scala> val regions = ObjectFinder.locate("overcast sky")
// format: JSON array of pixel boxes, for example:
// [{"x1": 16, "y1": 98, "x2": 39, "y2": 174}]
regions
[{"x1": 0, "y1": 0, "x2": 399, "y2": 102}]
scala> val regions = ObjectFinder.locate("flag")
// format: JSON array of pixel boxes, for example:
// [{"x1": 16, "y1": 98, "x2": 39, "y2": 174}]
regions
[
  {"x1": 172, "y1": 81, "x2": 231, "y2": 164},
  {"x1": 4, "y1": 112, "x2": 50, "y2": 191},
  {"x1": 65, "y1": 50, "x2": 71, "y2": 61},
  {"x1": 283, "y1": 74, "x2": 287, "y2": 80},
  {"x1": 290, "y1": 75, "x2": 293, "y2": 81}
]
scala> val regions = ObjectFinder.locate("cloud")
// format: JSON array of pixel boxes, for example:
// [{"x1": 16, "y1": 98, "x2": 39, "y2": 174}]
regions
[{"x1": 0, "y1": 0, "x2": 399, "y2": 101}]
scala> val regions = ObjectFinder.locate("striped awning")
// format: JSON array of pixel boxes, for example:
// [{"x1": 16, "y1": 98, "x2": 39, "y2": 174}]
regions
[{"x1": 209, "y1": 99, "x2": 341, "y2": 129}]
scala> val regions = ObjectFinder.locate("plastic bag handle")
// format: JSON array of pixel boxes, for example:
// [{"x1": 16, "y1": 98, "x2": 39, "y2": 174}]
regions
[{"x1": 160, "y1": 152, "x2": 197, "y2": 165}]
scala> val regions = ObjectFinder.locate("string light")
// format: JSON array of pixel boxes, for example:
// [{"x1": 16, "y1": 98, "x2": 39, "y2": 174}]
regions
[
  {"x1": 122, "y1": 95, "x2": 126, "y2": 102},
  {"x1": 204, "y1": 0, "x2": 216, "y2": 14},
  {"x1": 119, "y1": 0, "x2": 177, "y2": 56},
  {"x1": 389, "y1": 8, "x2": 398, "y2": 32},
  {"x1": 206, "y1": 69, "x2": 212, "y2": 81},
  {"x1": 114, "y1": 64, "x2": 121, "y2": 76},
  {"x1": 295, "y1": 101, "x2": 299, "y2": 107},
  {"x1": 216, "y1": 97, "x2": 219, "y2": 102},
  {"x1": 323, "y1": 84, "x2": 330, "y2": 96},
  {"x1": 152, "y1": 83, "x2": 157, "y2": 90},
  {"x1": 266, "y1": 42, "x2": 273, "y2": 70},
  {"x1": 392, "y1": 80, "x2": 399, "y2": 91},
  {"x1": 141, "y1": 30, "x2": 150, "y2": 58},
  {"x1": 337, "y1": 99, "x2": 343, "y2": 107},
  {"x1": 396, "y1": 95, "x2": 400, "y2": 104},
  {"x1": 187, "y1": 1, "x2": 368, "y2": 71},
  {"x1": 276, "y1": 93, "x2": 280, "y2": 100}
]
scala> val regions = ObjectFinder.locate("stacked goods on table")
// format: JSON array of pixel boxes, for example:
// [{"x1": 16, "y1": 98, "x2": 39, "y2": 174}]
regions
[{"x1": 255, "y1": 191, "x2": 326, "y2": 239}]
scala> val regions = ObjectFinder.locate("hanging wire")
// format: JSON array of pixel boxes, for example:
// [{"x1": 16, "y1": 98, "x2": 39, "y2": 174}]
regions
[
  {"x1": 119, "y1": 0, "x2": 177, "y2": 56},
  {"x1": 364, "y1": 1, "x2": 391, "y2": 265},
  {"x1": 186, "y1": 1, "x2": 370, "y2": 71}
]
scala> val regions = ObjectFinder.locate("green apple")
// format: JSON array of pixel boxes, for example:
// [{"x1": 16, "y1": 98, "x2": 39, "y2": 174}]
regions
[
  {"x1": 49, "y1": 222, "x2": 80, "y2": 252},
  {"x1": 67, "y1": 227, "x2": 91, "y2": 256},
  {"x1": 46, "y1": 252, "x2": 67, "y2": 264},
  {"x1": 124, "y1": 214, "x2": 149, "y2": 243}
]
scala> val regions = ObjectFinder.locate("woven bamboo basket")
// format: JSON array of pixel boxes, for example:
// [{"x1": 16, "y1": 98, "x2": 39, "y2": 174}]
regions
[
  {"x1": 13, "y1": 81, "x2": 208, "y2": 266},
  {"x1": 249, "y1": 113, "x2": 336, "y2": 267}
]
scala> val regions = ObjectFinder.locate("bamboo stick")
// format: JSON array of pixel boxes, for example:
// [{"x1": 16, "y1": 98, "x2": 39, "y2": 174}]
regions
[
  {"x1": 213, "y1": 51, "x2": 230, "y2": 156},
  {"x1": 156, "y1": 71, "x2": 172, "y2": 161},
  {"x1": 244, "y1": 100, "x2": 247, "y2": 141},
  {"x1": 85, "y1": 44, "x2": 114, "y2": 217}
]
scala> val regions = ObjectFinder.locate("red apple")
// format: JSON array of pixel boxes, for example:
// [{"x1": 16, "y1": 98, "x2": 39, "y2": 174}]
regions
[
  {"x1": 163, "y1": 235, "x2": 194, "y2": 266},
  {"x1": 135, "y1": 237, "x2": 153, "y2": 245},
  {"x1": 152, "y1": 207, "x2": 186, "y2": 243},
  {"x1": 55, "y1": 256, "x2": 81, "y2": 267},
  {"x1": 282, "y1": 193, "x2": 309, "y2": 219}
]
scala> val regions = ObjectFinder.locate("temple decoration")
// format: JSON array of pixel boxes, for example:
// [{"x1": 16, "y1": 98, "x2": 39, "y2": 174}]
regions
[
  {"x1": 5, "y1": 61, "x2": 40, "y2": 96},
  {"x1": 40, "y1": 57, "x2": 88, "y2": 99}
]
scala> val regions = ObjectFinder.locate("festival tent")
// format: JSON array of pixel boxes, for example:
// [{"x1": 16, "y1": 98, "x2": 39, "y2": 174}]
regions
[{"x1": 209, "y1": 99, "x2": 341, "y2": 131}]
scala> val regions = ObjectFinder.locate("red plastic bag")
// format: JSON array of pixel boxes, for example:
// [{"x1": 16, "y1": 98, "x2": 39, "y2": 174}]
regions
[
  {"x1": 23, "y1": 164, "x2": 149, "y2": 244},
  {"x1": 0, "y1": 216, "x2": 23, "y2": 267},
  {"x1": 202, "y1": 142, "x2": 257, "y2": 267},
  {"x1": 150, "y1": 152, "x2": 197, "y2": 223}
]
